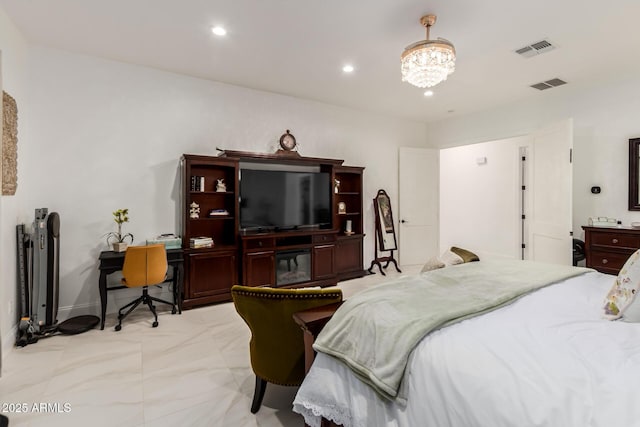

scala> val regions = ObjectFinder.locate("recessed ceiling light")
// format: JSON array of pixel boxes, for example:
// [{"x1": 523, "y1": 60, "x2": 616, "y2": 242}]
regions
[
  {"x1": 342, "y1": 65, "x2": 354, "y2": 73},
  {"x1": 211, "y1": 26, "x2": 227, "y2": 36},
  {"x1": 424, "y1": 90, "x2": 434, "y2": 97}
]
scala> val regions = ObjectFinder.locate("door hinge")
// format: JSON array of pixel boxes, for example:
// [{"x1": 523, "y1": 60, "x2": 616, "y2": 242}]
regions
[
  {"x1": 569, "y1": 148, "x2": 573, "y2": 163},
  {"x1": 521, "y1": 214, "x2": 526, "y2": 220},
  {"x1": 569, "y1": 231, "x2": 573, "y2": 236},
  {"x1": 521, "y1": 156, "x2": 526, "y2": 161},
  {"x1": 522, "y1": 243, "x2": 526, "y2": 249},
  {"x1": 521, "y1": 185, "x2": 526, "y2": 191}
]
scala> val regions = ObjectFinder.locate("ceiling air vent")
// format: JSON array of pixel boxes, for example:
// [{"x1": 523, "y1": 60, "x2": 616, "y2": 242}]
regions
[
  {"x1": 530, "y1": 78, "x2": 567, "y2": 91},
  {"x1": 515, "y1": 39, "x2": 556, "y2": 58}
]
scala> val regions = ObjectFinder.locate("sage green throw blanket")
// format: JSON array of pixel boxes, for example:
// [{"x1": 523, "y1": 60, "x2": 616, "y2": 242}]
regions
[{"x1": 313, "y1": 260, "x2": 592, "y2": 401}]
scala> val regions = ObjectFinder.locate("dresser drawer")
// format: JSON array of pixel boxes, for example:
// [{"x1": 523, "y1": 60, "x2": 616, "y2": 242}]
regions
[
  {"x1": 244, "y1": 237, "x2": 275, "y2": 250},
  {"x1": 313, "y1": 234, "x2": 336, "y2": 243},
  {"x1": 582, "y1": 226, "x2": 640, "y2": 275},
  {"x1": 590, "y1": 232, "x2": 640, "y2": 250},
  {"x1": 589, "y1": 250, "x2": 631, "y2": 272}
]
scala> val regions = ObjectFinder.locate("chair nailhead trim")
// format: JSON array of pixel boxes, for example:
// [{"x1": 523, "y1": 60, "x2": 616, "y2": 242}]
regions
[{"x1": 233, "y1": 290, "x2": 341, "y2": 299}]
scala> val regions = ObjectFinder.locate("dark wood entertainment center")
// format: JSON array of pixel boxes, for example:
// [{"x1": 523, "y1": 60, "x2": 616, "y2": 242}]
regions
[{"x1": 180, "y1": 150, "x2": 365, "y2": 308}]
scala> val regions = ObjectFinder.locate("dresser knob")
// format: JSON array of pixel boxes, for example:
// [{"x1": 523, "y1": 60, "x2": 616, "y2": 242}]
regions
[
  {"x1": 258, "y1": 241, "x2": 263, "y2": 247},
  {"x1": 602, "y1": 259, "x2": 609, "y2": 264},
  {"x1": 612, "y1": 238, "x2": 619, "y2": 244}
]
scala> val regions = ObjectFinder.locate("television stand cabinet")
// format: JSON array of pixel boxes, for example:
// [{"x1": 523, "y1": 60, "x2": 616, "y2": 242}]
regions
[
  {"x1": 241, "y1": 229, "x2": 339, "y2": 288},
  {"x1": 181, "y1": 151, "x2": 365, "y2": 308}
]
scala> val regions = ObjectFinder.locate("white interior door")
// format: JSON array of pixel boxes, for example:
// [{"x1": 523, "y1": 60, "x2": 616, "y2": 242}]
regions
[
  {"x1": 440, "y1": 137, "x2": 528, "y2": 260},
  {"x1": 399, "y1": 147, "x2": 439, "y2": 265},
  {"x1": 528, "y1": 119, "x2": 573, "y2": 265}
]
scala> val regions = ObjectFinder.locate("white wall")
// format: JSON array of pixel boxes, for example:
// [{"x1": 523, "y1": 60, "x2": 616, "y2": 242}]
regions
[
  {"x1": 429, "y1": 73, "x2": 640, "y2": 241},
  {"x1": 12, "y1": 47, "x2": 427, "y2": 337},
  {"x1": 440, "y1": 136, "x2": 529, "y2": 260},
  {"x1": 0, "y1": 6, "x2": 30, "y2": 364}
]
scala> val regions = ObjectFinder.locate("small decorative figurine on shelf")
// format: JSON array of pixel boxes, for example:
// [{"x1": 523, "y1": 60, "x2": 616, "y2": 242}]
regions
[
  {"x1": 216, "y1": 179, "x2": 226, "y2": 192},
  {"x1": 345, "y1": 219, "x2": 354, "y2": 235},
  {"x1": 338, "y1": 202, "x2": 347, "y2": 215},
  {"x1": 190, "y1": 202, "x2": 201, "y2": 219},
  {"x1": 334, "y1": 178, "x2": 340, "y2": 194}
]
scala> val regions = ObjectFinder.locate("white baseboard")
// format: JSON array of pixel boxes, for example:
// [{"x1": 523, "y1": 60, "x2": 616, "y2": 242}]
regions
[
  {"x1": 58, "y1": 284, "x2": 175, "y2": 322},
  {"x1": 56, "y1": 301, "x2": 101, "y2": 322}
]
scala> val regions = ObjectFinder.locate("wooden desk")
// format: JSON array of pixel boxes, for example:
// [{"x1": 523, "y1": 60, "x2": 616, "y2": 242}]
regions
[
  {"x1": 292, "y1": 301, "x2": 343, "y2": 374},
  {"x1": 98, "y1": 249, "x2": 184, "y2": 330}
]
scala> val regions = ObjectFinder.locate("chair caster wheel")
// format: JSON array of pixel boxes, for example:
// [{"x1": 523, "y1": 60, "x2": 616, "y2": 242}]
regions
[
  {"x1": 152, "y1": 321, "x2": 159, "y2": 328},
  {"x1": 115, "y1": 325, "x2": 122, "y2": 331}
]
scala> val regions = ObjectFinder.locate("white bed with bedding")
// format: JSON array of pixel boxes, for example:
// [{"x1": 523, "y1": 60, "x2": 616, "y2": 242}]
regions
[{"x1": 293, "y1": 261, "x2": 640, "y2": 427}]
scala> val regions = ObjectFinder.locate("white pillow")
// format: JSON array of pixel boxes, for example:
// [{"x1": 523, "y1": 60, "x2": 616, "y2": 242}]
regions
[
  {"x1": 440, "y1": 250, "x2": 464, "y2": 266},
  {"x1": 603, "y1": 249, "x2": 640, "y2": 320},
  {"x1": 420, "y1": 250, "x2": 463, "y2": 273},
  {"x1": 420, "y1": 257, "x2": 445, "y2": 273}
]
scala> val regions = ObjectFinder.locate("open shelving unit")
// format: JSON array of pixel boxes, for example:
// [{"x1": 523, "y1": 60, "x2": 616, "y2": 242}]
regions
[
  {"x1": 180, "y1": 151, "x2": 365, "y2": 308},
  {"x1": 334, "y1": 166, "x2": 365, "y2": 280},
  {"x1": 181, "y1": 154, "x2": 239, "y2": 307}
]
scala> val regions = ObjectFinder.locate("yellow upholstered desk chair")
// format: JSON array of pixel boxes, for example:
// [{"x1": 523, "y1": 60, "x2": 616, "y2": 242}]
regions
[
  {"x1": 231, "y1": 285, "x2": 343, "y2": 413},
  {"x1": 115, "y1": 244, "x2": 176, "y2": 331}
]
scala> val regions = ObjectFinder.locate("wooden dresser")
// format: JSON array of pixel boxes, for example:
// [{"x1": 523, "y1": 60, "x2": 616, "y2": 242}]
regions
[{"x1": 582, "y1": 226, "x2": 640, "y2": 274}]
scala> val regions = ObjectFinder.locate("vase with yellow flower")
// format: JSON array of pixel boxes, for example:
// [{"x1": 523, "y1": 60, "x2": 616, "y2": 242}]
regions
[{"x1": 105, "y1": 208, "x2": 134, "y2": 252}]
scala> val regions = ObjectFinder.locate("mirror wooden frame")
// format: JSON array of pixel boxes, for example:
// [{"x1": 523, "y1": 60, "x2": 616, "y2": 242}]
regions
[
  {"x1": 629, "y1": 138, "x2": 640, "y2": 210},
  {"x1": 368, "y1": 189, "x2": 401, "y2": 276},
  {"x1": 373, "y1": 189, "x2": 397, "y2": 251}
]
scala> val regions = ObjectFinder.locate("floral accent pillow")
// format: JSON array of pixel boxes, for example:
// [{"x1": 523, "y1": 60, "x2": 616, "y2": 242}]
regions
[
  {"x1": 603, "y1": 249, "x2": 640, "y2": 320},
  {"x1": 622, "y1": 298, "x2": 640, "y2": 322}
]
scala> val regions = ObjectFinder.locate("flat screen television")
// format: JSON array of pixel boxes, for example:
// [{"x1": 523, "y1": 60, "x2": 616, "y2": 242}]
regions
[{"x1": 240, "y1": 169, "x2": 331, "y2": 231}]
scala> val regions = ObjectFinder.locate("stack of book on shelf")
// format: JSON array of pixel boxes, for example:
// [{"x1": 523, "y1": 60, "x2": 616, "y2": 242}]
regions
[
  {"x1": 190, "y1": 236, "x2": 214, "y2": 249},
  {"x1": 190, "y1": 176, "x2": 206, "y2": 192},
  {"x1": 208, "y1": 209, "x2": 229, "y2": 217}
]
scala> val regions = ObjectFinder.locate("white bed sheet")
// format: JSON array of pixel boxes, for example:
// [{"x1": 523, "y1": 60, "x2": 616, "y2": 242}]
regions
[{"x1": 293, "y1": 271, "x2": 640, "y2": 427}]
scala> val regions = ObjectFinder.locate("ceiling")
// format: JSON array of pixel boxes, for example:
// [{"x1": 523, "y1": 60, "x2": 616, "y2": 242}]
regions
[{"x1": 2, "y1": 0, "x2": 639, "y2": 123}]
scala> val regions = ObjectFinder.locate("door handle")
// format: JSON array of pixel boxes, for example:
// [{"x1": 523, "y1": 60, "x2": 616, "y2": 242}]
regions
[{"x1": 401, "y1": 219, "x2": 407, "y2": 224}]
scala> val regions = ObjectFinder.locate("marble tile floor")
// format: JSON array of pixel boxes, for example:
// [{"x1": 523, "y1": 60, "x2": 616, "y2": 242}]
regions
[{"x1": 0, "y1": 264, "x2": 421, "y2": 427}]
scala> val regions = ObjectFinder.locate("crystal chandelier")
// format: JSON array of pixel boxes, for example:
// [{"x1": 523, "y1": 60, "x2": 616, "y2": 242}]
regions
[{"x1": 401, "y1": 15, "x2": 456, "y2": 88}]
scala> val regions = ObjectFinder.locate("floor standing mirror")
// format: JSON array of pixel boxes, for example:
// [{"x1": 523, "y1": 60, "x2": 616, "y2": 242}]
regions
[{"x1": 368, "y1": 189, "x2": 401, "y2": 275}]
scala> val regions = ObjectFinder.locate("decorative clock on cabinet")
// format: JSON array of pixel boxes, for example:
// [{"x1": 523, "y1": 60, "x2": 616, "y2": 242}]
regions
[{"x1": 279, "y1": 130, "x2": 297, "y2": 151}]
